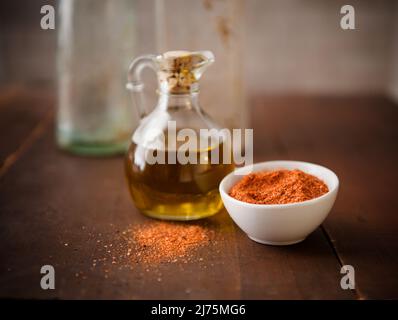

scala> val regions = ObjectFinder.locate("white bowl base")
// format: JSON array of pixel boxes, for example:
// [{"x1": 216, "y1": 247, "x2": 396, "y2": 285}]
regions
[{"x1": 248, "y1": 236, "x2": 306, "y2": 246}]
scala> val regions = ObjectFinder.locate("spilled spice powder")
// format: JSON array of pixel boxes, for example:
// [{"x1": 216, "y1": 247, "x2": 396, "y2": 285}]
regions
[
  {"x1": 131, "y1": 221, "x2": 214, "y2": 264},
  {"x1": 85, "y1": 221, "x2": 216, "y2": 280},
  {"x1": 229, "y1": 169, "x2": 329, "y2": 205}
]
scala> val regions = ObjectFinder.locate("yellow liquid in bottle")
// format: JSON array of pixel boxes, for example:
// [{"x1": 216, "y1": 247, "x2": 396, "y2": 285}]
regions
[{"x1": 125, "y1": 141, "x2": 234, "y2": 220}]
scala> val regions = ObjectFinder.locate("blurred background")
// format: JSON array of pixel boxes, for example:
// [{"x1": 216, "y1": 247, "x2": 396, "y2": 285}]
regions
[
  {"x1": 0, "y1": 0, "x2": 398, "y2": 95},
  {"x1": 0, "y1": 0, "x2": 398, "y2": 125}
]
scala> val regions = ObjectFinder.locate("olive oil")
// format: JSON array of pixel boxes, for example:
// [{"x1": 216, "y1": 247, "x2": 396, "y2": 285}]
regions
[
  {"x1": 125, "y1": 142, "x2": 233, "y2": 220},
  {"x1": 125, "y1": 50, "x2": 232, "y2": 220}
]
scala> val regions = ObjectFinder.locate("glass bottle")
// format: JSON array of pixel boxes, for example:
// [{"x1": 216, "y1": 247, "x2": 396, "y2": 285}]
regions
[
  {"x1": 57, "y1": 0, "x2": 138, "y2": 155},
  {"x1": 125, "y1": 51, "x2": 234, "y2": 220}
]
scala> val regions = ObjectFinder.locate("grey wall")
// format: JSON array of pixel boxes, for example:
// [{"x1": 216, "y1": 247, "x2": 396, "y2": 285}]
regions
[
  {"x1": 389, "y1": 4, "x2": 398, "y2": 102},
  {"x1": 0, "y1": 0, "x2": 56, "y2": 86},
  {"x1": 246, "y1": 0, "x2": 397, "y2": 95},
  {"x1": 1, "y1": 0, "x2": 398, "y2": 100}
]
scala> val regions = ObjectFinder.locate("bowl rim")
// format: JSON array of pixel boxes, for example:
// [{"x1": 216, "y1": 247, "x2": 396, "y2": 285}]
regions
[{"x1": 219, "y1": 160, "x2": 339, "y2": 209}]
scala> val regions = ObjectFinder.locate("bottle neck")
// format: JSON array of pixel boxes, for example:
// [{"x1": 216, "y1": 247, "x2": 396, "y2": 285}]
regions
[{"x1": 157, "y1": 91, "x2": 200, "y2": 111}]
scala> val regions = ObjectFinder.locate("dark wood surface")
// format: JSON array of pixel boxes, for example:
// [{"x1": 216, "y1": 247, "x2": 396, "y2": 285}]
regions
[
  {"x1": 0, "y1": 88, "x2": 396, "y2": 299},
  {"x1": 0, "y1": 86, "x2": 52, "y2": 169}
]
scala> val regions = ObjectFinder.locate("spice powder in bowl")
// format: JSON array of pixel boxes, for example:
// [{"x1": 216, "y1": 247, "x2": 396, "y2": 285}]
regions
[{"x1": 229, "y1": 169, "x2": 329, "y2": 205}]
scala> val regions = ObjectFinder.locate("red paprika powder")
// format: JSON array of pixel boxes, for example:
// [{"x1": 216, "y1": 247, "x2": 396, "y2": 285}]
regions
[{"x1": 229, "y1": 169, "x2": 329, "y2": 205}]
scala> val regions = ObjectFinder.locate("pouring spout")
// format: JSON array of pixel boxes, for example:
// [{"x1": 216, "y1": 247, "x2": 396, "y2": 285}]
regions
[
  {"x1": 158, "y1": 50, "x2": 215, "y2": 94},
  {"x1": 126, "y1": 50, "x2": 215, "y2": 118}
]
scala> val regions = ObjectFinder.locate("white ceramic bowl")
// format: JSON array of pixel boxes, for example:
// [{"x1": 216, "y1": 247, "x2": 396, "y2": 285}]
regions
[{"x1": 219, "y1": 160, "x2": 339, "y2": 245}]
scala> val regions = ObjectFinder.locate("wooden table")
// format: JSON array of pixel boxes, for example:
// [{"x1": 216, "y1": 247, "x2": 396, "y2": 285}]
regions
[{"x1": 0, "y1": 87, "x2": 397, "y2": 299}]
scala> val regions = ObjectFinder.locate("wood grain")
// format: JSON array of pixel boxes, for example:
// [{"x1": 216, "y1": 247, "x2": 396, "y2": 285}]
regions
[
  {"x1": 0, "y1": 129, "x2": 352, "y2": 299},
  {"x1": 0, "y1": 92, "x2": 356, "y2": 299},
  {"x1": 0, "y1": 86, "x2": 53, "y2": 170},
  {"x1": 252, "y1": 95, "x2": 398, "y2": 299}
]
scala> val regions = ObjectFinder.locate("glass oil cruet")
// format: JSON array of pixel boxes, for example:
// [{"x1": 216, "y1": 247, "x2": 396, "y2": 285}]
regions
[{"x1": 125, "y1": 50, "x2": 234, "y2": 220}]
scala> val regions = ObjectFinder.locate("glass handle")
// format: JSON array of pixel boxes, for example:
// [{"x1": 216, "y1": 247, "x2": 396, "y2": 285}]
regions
[{"x1": 126, "y1": 54, "x2": 158, "y2": 118}]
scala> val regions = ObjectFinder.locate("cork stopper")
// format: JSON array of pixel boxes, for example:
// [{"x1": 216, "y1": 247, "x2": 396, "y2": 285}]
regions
[{"x1": 157, "y1": 50, "x2": 214, "y2": 94}]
